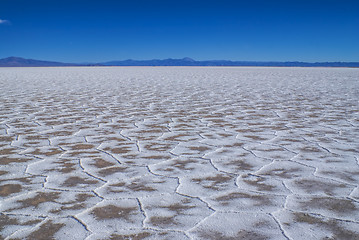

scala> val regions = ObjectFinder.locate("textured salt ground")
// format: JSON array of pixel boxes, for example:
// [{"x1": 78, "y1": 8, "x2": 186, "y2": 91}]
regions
[{"x1": 0, "y1": 67, "x2": 359, "y2": 239}]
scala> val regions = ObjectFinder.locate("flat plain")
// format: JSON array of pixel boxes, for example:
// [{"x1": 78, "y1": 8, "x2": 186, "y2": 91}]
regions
[{"x1": 1, "y1": 67, "x2": 359, "y2": 239}]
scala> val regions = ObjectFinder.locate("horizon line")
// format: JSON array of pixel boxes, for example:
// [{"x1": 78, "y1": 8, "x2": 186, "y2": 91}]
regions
[{"x1": 2, "y1": 56, "x2": 359, "y2": 64}]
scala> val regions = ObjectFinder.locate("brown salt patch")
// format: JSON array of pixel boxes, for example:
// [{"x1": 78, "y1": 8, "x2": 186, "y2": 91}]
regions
[
  {"x1": 49, "y1": 193, "x2": 94, "y2": 213},
  {"x1": 122, "y1": 154, "x2": 139, "y2": 159},
  {"x1": 44, "y1": 120, "x2": 64, "y2": 126},
  {"x1": 92, "y1": 205, "x2": 137, "y2": 221},
  {"x1": 67, "y1": 150, "x2": 98, "y2": 157},
  {"x1": 320, "y1": 170, "x2": 359, "y2": 184},
  {"x1": 103, "y1": 146, "x2": 131, "y2": 154},
  {"x1": 108, "y1": 232, "x2": 151, "y2": 240},
  {"x1": 170, "y1": 159, "x2": 197, "y2": 171},
  {"x1": 192, "y1": 174, "x2": 233, "y2": 191},
  {"x1": 165, "y1": 200, "x2": 195, "y2": 215},
  {"x1": 188, "y1": 146, "x2": 211, "y2": 152},
  {"x1": 163, "y1": 167, "x2": 174, "y2": 172},
  {"x1": 98, "y1": 166, "x2": 127, "y2": 176},
  {"x1": 45, "y1": 159, "x2": 77, "y2": 174},
  {"x1": 0, "y1": 136, "x2": 15, "y2": 143},
  {"x1": 163, "y1": 133, "x2": 193, "y2": 141},
  {"x1": 256, "y1": 146, "x2": 285, "y2": 152},
  {"x1": 218, "y1": 133, "x2": 233, "y2": 138},
  {"x1": 7, "y1": 177, "x2": 32, "y2": 184},
  {"x1": 126, "y1": 180, "x2": 157, "y2": 192},
  {"x1": 28, "y1": 148, "x2": 63, "y2": 157},
  {"x1": 260, "y1": 167, "x2": 301, "y2": 179},
  {"x1": 224, "y1": 142, "x2": 244, "y2": 147},
  {"x1": 50, "y1": 204, "x2": 85, "y2": 214},
  {"x1": 206, "y1": 118, "x2": 226, "y2": 124},
  {"x1": 301, "y1": 197, "x2": 357, "y2": 214},
  {"x1": 292, "y1": 212, "x2": 359, "y2": 239},
  {"x1": 246, "y1": 121, "x2": 266, "y2": 126},
  {"x1": 235, "y1": 128, "x2": 261, "y2": 133},
  {"x1": 46, "y1": 130, "x2": 75, "y2": 137},
  {"x1": 9, "y1": 123, "x2": 36, "y2": 129},
  {"x1": 267, "y1": 125, "x2": 288, "y2": 131},
  {"x1": 104, "y1": 125, "x2": 124, "y2": 131},
  {"x1": 325, "y1": 158, "x2": 344, "y2": 164},
  {"x1": 253, "y1": 219, "x2": 273, "y2": 228},
  {"x1": 106, "y1": 136, "x2": 127, "y2": 141},
  {"x1": 143, "y1": 143, "x2": 174, "y2": 152},
  {"x1": 215, "y1": 192, "x2": 272, "y2": 206},
  {"x1": 172, "y1": 123, "x2": 193, "y2": 128},
  {"x1": 281, "y1": 138, "x2": 302, "y2": 143},
  {"x1": 0, "y1": 157, "x2": 33, "y2": 165},
  {"x1": 70, "y1": 144, "x2": 94, "y2": 150},
  {"x1": 149, "y1": 216, "x2": 177, "y2": 227},
  {"x1": 299, "y1": 146, "x2": 323, "y2": 153},
  {"x1": 0, "y1": 214, "x2": 20, "y2": 232},
  {"x1": 90, "y1": 158, "x2": 115, "y2": 168},
  {"x1": 18, "y1": 220, "x2": 65, "y2": 240},
  {"x1": 0, "y1": 184, "x2": 22, "y2": 197},
  {"x1": 62, "y1": 176, "x2": 98, "y2": 187},
  {"x1": 0, "y1": 214, "x2": 41, "y2": 232},
  {"x1": 16, "y1": 192, "x2": 61, "y2": 209},
  {"x1": 75, "y1": 193, "x2": 94, "y2": 202},
  {"x1": 142, "y1": 155, "x2": 171, "y2": 160},
  {"x1": 24, "y1": 135, "x2": 49, "y2": 141},
  {"x1": 242, "y1": 175, "x2": 275, "y2": 192},
  {"x1": 223, "y1": 159, "x2": 254, "y2": 171},
  {"x1": 123, "y1": 160, "x2": 136, "y2": 164},
  {"x1": 0, "y1": 170, "x2": 8, "y2": 176},
  {"x1": 197, "y1": 230, "x2": 268, "y2": 240},
  {"x1": 138, "y1": 129, "x2": 165, "y2": 134},
  {"x1": 0, "y1": 147, "x2": 17, "y2": 155},
  {"x1": 109, "y1": 179, "x2": 157, "y2": 193},
  {"x1": 243, "y1": 135, "x2": 269, "y2": 141},
  {"x1": 293, "y1": 179, "x2": 346, "y2": 196}
]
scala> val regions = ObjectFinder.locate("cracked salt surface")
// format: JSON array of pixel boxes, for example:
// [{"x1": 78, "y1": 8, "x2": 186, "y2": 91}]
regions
[{"x1": 1, "y1": 66, "x2": 359, "y2": 239}]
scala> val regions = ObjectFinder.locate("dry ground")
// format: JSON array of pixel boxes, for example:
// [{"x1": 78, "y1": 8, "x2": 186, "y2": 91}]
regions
[{"x1": 1, "y1": 67, "x2": 359, "y2": 239}]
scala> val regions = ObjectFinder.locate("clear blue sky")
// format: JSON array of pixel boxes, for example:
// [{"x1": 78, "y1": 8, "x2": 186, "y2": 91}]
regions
[{"x1": 1, "y1": 0, "x2": 358, "y2": 62}]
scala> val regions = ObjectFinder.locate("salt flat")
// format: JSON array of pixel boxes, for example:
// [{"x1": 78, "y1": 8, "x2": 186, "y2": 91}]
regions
[{"x1": 1, "y1": 67, "x2": 359, "y2": 239}]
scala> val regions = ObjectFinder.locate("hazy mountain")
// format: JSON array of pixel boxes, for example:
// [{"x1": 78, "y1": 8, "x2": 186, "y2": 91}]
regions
[
  {"x1": 1, "y1": 56, "x2": 359, "y2": 67},
  {"x1": 0, "y1": 57, "x2": 80, "y2": 67}
]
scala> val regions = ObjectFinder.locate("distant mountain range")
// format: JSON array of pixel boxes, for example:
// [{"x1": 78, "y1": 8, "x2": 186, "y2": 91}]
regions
[
  {"x1": 0, "y1": 57, "x2": 78, "y2": 67},
  {"x1": 1, "y1": 56, "x2": 359, "y2": 67}
]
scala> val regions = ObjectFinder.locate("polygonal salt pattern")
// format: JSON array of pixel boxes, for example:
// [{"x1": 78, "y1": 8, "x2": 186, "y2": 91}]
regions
[
  {"x1": 96, "y1": 175, "x2": 178, "y2": 199},
  {"x1": 141, "y1": 193, "x2": 213, "y2": 231},
  {"x1": 204, "y1": 146, "x2": 272, "y2": 174},
  {"x1": 286, "y1": 195, "x2": 359, "y2": 222},
  {"x1": 148, "y1": 157, "x2": 217, "y2": 178},
  {"x1": 177, "y1": 172, "x2": 238, "y2": 198},
  {"x1": 244, "y1": 143, "x2": 297, "y2": 161},
  {"x1": 7, "y1": 217, "x2": 90, "y2": 240},
  {"x1": 0, "y1": 190, "x2": 101, "y2": 217},
  {"x1": 273, "y1": 209, "x2": 359, "y2": 240},
  {"x1": 76, "y1": 199, "x2": 144, "y2": 233},
  {"x1": 255, "y1": 160, "x2": 315, "y2": 179},
  {"x1": 0, "y1": 214, "x2": 43, "y2": 239},
  {"x1": 188, "y1": 212, "x2": 287, "y2": 240},
  {"x1": 44, "y1": 172, "x2": 104, "y2": 191},
  {"x1": 86, "y1": 229, "x2": 190, "y2": 240},
  {"x1": 1, "y1": 67, "x2": 359, "y2": 239},
  {"x1": 236, "y1": 173, "x2": 291, "y2": 195},
  {"x1": 207, "y1": 189, "x2": 286, "y2": 212},
  {"x1": 0, "y1": 175, "x2": 45, "y2": 199},
  {"x1": 80, "y1": 159, "x2": 150, "y2": 181},
  {"x1": 284, "y1": 175, "x2": 355, "y2": 197}
]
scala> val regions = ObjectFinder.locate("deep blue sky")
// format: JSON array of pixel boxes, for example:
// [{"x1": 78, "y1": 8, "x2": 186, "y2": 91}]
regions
[{"x1": 1, "y1": 0, "x2": 358, "y2": 62}]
